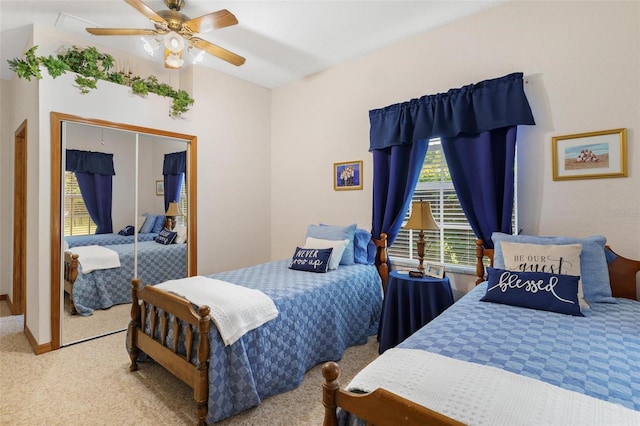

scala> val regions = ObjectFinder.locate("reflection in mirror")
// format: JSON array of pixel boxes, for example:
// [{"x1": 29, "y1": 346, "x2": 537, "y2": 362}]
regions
[{"x1": 60, "y1": 122, "x2": 192, "y2": 346}]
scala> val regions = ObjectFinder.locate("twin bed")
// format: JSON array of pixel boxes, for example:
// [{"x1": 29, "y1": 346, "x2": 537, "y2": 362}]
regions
[
  {"x1": 322, "y1": 234, "x2": 640, "y2": 426},
  {"x1": 63, "y1": 232, "x2": 186, "y2": 315},
  {"x1": 123, "y1": 225, "x2": 640, "y2": 425}
]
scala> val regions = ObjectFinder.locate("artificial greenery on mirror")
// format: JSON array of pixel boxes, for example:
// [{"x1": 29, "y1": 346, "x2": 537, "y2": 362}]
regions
[{"x1": 8, "y1": 45, "x2": 194, "y2": 117}]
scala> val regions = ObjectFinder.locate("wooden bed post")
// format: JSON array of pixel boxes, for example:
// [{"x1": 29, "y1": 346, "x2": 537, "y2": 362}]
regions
[
  {"x1": 374, "y1": 233, "x2": 389, "y2": 293},
  {"x1": 195, "y1": 305, "x2": 211, "y2": 426},
  {"x1": 475, "y1": 239, "x2": 486, "y2": 285},
  {"x1": 321, "y1": 361, "x2": 340, "y2": 426},
  {"x1": 63, "y1": 252, "x2": 79, "y2": 314},
  {"x1": 128, "y1": 278, "x2": 142, "y2": 372}
]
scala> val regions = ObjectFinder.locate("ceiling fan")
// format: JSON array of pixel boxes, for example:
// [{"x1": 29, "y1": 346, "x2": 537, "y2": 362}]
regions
[{"x1": 86, "y1": 0, "x2": 245, "y2": 69}]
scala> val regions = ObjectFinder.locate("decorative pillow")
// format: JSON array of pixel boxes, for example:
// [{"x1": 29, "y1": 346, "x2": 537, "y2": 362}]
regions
[
  {"x1": 118, "y1": 225, "x2": 135, "y2": 236},
  {"x1": 173, "y1": 224, "x2": 187, "y2": 244},
  {"x1": 500, "y1": 241, "x2": 588, "y2": 309},
  {"x1": 303, "y1": 237, "x2": 349, "y2": 270},
  {"x1": 155, "y1": 227, "x2": 177, "y2": 245},
  {"x1": 309, "y1": 223, "x2": 357, "y2": 265},
  {"x1": 492, "y1": 233, "x2": 615, "y2": 303},
  {"x1": 481, "y1": 267, "x2": 583, "y2": 316},
  {"x1": 353, "y1": 228, "x2": 375, "y2": 264},
  {"x1": 139, "y1": 214, "x2": 156, "y2": 233},
  {"x1": 289, "y1": 247, "x2": 333, "y2": 273},
  {"x1": 152, "y1": 215, "x2": 166, "y2": 234}
]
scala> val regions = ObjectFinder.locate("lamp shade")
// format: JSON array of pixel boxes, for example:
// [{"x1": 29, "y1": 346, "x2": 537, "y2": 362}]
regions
[
  {"x1": 164, "y1": 31, "x2": 184, "y2": 53},
  {"x1": 165, "y1": 201, "x2": 182, "y2": 217},
  {"x1": 404, "y1": 201, "x2": 439, "y2": 231}
]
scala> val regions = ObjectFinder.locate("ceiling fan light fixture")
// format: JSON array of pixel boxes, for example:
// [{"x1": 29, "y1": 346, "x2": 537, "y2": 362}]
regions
[
  {"x1": 141, "y1": 37, "x2": 157, "y2": 56},
  {"x1": 165, "y1": 50, "x2": 184, "y2": 68},
  {"x1": 164, "y1": 31, "x2": 184, "y2": 53}
]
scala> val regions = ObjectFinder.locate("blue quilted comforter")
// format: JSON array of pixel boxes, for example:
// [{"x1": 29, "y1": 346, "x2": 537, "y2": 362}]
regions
[
  {"x1": 199, "y1": 260, "x2": 382, "y2": 423},
  {"x1": 71, "y1": 241, "x2": 186, "y2": 315},
  {"x1": 65, "y1": 233, "x2": 158, "y2": 248},
  {"x1": 399, "y1": 282, "x2": 640, "y2": 411}
]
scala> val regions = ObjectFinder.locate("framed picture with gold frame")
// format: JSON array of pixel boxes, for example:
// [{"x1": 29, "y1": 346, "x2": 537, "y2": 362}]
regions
[
  {"x1": 333, "y1": 160, "x2": 363, "y2": 190},
  {"x1": 552, "y1": 128, "x2": 627, "y2": 181},
  {"x1": 155, "y1": 180, "x2": 164, "y2": 196}
]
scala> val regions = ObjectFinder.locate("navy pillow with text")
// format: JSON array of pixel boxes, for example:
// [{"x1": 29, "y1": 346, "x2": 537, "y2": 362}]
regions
[
  {"x1": 289, "y1": 247, "x2": 333, "y2": 273},
  {"x1": 481, "y1": 267, "x2": 583, "y2": 316}
]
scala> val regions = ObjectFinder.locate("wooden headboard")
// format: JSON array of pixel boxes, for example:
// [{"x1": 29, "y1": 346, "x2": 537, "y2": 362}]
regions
[{"x1": 474, "y1": 239, "x2": 640, "y2": 301}]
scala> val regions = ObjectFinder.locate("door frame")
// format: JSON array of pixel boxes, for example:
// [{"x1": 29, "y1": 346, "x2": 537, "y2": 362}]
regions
[
  {"x1": 50, "y1": 112, "x2": 198, "y2": 350},
  {"x1": 12, "y1": 119, "x2": 27, "y2": 316}
]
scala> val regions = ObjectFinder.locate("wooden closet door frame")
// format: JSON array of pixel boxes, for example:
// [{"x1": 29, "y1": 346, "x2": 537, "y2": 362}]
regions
[{"x1": 12, "y1": 119, "x2": 27, "y2": 316}]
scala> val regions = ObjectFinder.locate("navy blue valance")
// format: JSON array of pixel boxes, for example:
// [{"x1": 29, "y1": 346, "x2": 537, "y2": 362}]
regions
[
  {"x1": 369, "y1": 72, "x2": 535, "y2": 150},
  {"x1": 163, "y1": 151, "x2": 186, "y2": 175},
  {"x1": 66, "y1": 149, "x2": 115, "y2": 176}
]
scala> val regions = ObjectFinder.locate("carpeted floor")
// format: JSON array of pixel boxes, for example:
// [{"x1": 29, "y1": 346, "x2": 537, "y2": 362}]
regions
[{"x1": 0, "y1": 300, "x2": 379, "y2": 425}]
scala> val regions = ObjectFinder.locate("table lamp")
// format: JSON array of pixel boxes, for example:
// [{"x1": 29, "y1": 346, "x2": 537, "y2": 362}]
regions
[
  {"x1": 165, "y1": 201, "x2": 182, "y2": 230},
  {"x1": 403, "y1": 200, "x2": 439, "y2": 273}
]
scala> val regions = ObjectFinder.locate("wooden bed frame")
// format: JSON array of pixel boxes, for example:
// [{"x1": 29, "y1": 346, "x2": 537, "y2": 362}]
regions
[
  {"x1": 321, "y1": 239, "x2": 640, "y2": 426},
  {"x1": 127, "y1": 233, "x2": 390, "y2": 426},
  {"x1": 63, "y1": 251, "x2": 80, "y2": 314}
]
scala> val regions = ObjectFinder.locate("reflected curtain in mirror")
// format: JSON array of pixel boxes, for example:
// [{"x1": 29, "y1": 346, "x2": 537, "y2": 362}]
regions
[
  {"x1": 163, "y1": 151, "x2": 186, "y2": 210},
  {"x1": 66, "y1": 149, "x2": 115, "y2": 234}
]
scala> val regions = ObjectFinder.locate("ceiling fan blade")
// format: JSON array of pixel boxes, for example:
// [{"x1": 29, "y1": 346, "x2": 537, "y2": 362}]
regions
[
  {"x1": 184, "y1": 9, "x2": 238, "y2": 33},
  {"x1": 191, "y1": 37, "x2": 245, "y2": 66},
  {"x1": 125, "y1": 0, "x2": 166, "y2": 25},
  {"x1": 87, "y1": 28, "x2": 160, "y2": 36}
]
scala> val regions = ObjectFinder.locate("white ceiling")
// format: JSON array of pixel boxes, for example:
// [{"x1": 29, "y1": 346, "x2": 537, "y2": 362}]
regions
[{"x1": 0, "y1": 0, "x2": 502, "y2": 89}]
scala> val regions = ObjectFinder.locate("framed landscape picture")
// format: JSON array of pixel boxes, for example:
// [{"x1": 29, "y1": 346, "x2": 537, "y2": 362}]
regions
[
  {"x1": 334, "y1": 160, "x2": 363, "y2": 190},
  {"x1": 552, "y1": 128, "x2": 627, "y2": 181}
]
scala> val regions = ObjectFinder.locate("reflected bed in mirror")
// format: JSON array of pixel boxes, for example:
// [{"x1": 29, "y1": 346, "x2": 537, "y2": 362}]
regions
[{"x1": 51, "y1": 113, "x2": 197, "y2": 349}]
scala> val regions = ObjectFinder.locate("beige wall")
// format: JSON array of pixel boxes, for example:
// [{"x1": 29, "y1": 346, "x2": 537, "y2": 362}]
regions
[
  {"x1": 270, "y1": 1, "x2": 640, "y2": 291},
  {"x1": 1, "y1": 1, "x2": 638, "y2": 345}
]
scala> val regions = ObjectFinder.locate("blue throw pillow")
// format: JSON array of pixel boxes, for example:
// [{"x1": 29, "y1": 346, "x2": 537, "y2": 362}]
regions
[
  {"x1": 118, "y1": 225, "x2": 135, "y2": 236},
  {"x1": 310, "y1": 223, "x2": 357, "y2": 265},
  {"x1": 481, "y1": 267, "x2": 583, "y2": 316},
  {"x1": 139, "y1": 215, "x2": 156, "y2": 233},
  {"x1": 491, "y1": 233, "x2": 615, "y2": 303},
  {"x1": 289, "y1": 247, "x2": 333, "y2": 273},
  {"x1": 353, "y1": 228, "x2": 375, "y2": 265},
  {"x1": 155, "y1": 227, "x2": 177, "y2": 245},
  {"x1": 152, "y1": 215, "x2": 166, "y2": 234}
]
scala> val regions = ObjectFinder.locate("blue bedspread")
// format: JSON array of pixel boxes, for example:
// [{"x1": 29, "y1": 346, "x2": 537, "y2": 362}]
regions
[
  {"x1": 200, "y1": 260, "x2": 382, "y2": 423},
  {"x1": 399, "y1": 282, "x2": 640, "y2": 411},
  {"x1": 65, "y1": 233, "x2": 158, "y2": 248},
  {"x1": 71, "y1": 241, "x2": 186, "y2": 315}
]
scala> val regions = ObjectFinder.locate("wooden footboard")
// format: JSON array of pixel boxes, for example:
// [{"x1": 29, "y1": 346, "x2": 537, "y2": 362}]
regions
[
  {"x1": 321, "y1": 361, "x2": 464, "y2": 426},
  {"x1": 128, "y1": 278, "x2": 211, "y2": 426},
  {"x1": 63, "y1": 251, "x2": 79, "y2": 314}
]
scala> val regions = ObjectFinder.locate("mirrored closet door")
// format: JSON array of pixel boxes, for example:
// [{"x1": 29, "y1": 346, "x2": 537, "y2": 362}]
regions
[{"x1": 50, "y1": 112, "x2": 197, "y2": 349}]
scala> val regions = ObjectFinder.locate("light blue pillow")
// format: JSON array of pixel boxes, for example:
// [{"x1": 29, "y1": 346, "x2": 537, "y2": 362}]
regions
[
  {"x1": 139, "y1": 214, "x2": 156, "y2": 233},
  {"x1": 492, "y1": 232, "x2": 615, "y2": 303},
  {"x1": 354, "y1": 228, "x2": 375, "y2": 265},
  {"x1": 152, "y1": 215, "x2": 166, "y2": 233},
  {"x1": 309, "y1": 223, "x2": 357, "y2": 265}
]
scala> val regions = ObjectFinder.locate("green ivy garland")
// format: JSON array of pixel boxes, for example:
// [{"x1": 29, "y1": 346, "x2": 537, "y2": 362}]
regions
[{"x1": 8, "y1": 45, "x2": 194, "y2": 117}]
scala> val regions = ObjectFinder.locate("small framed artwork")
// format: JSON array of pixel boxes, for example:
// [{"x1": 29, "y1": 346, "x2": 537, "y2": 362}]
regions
[
  {"x1": 425, "y1": 262, "x2": 445, "y2": 279},
  {"x1": 155, "y1": 180, "x2": 164, "y2": 196},
  {"x1": 552, "y1": 128, "x2": 627, "y2": 181},
  {"x1": 334, "y1": 160, "x2": 363, "y2": 191}
]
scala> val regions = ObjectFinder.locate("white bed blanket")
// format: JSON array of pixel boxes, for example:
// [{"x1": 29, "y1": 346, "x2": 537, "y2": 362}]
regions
[
  {"x1": 347, "y1": 348, "x2": 640, "y2": 426},
  {"x1": 154, "y1": 276, "x2": 279, "y2": 346},
  {"x1": 70, "y1": 245, "x2": 121, "y2": 274}
]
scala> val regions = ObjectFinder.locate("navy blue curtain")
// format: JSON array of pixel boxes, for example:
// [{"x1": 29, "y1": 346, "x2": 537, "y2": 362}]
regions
[
  {"x1": 66, "y1": 149, "x2": 115, "y2": 234},
  {"x1": 369, "y1": 73, "x2": 534, "y2": 246},
  {"x1": 162, "y1": 151, "x2": 186, "y2": 211},
  {"x1": 441, "y1": 127, "x2": 517, "y2": 248},
  {"x1": 372, "y1": 141, "x2": 428, "y2": 245}
]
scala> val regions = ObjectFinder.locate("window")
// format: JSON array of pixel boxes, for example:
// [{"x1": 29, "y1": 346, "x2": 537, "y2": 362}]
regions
[
  {"x1": 177, "y1": 177, "x2": 187, "y2": 227},
  {"x1": 388, "y1": 139, "x2": 517, "y2": 271},
  {"x1": 63, "y1": 171, "x2": 97, "y2": 236}
]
